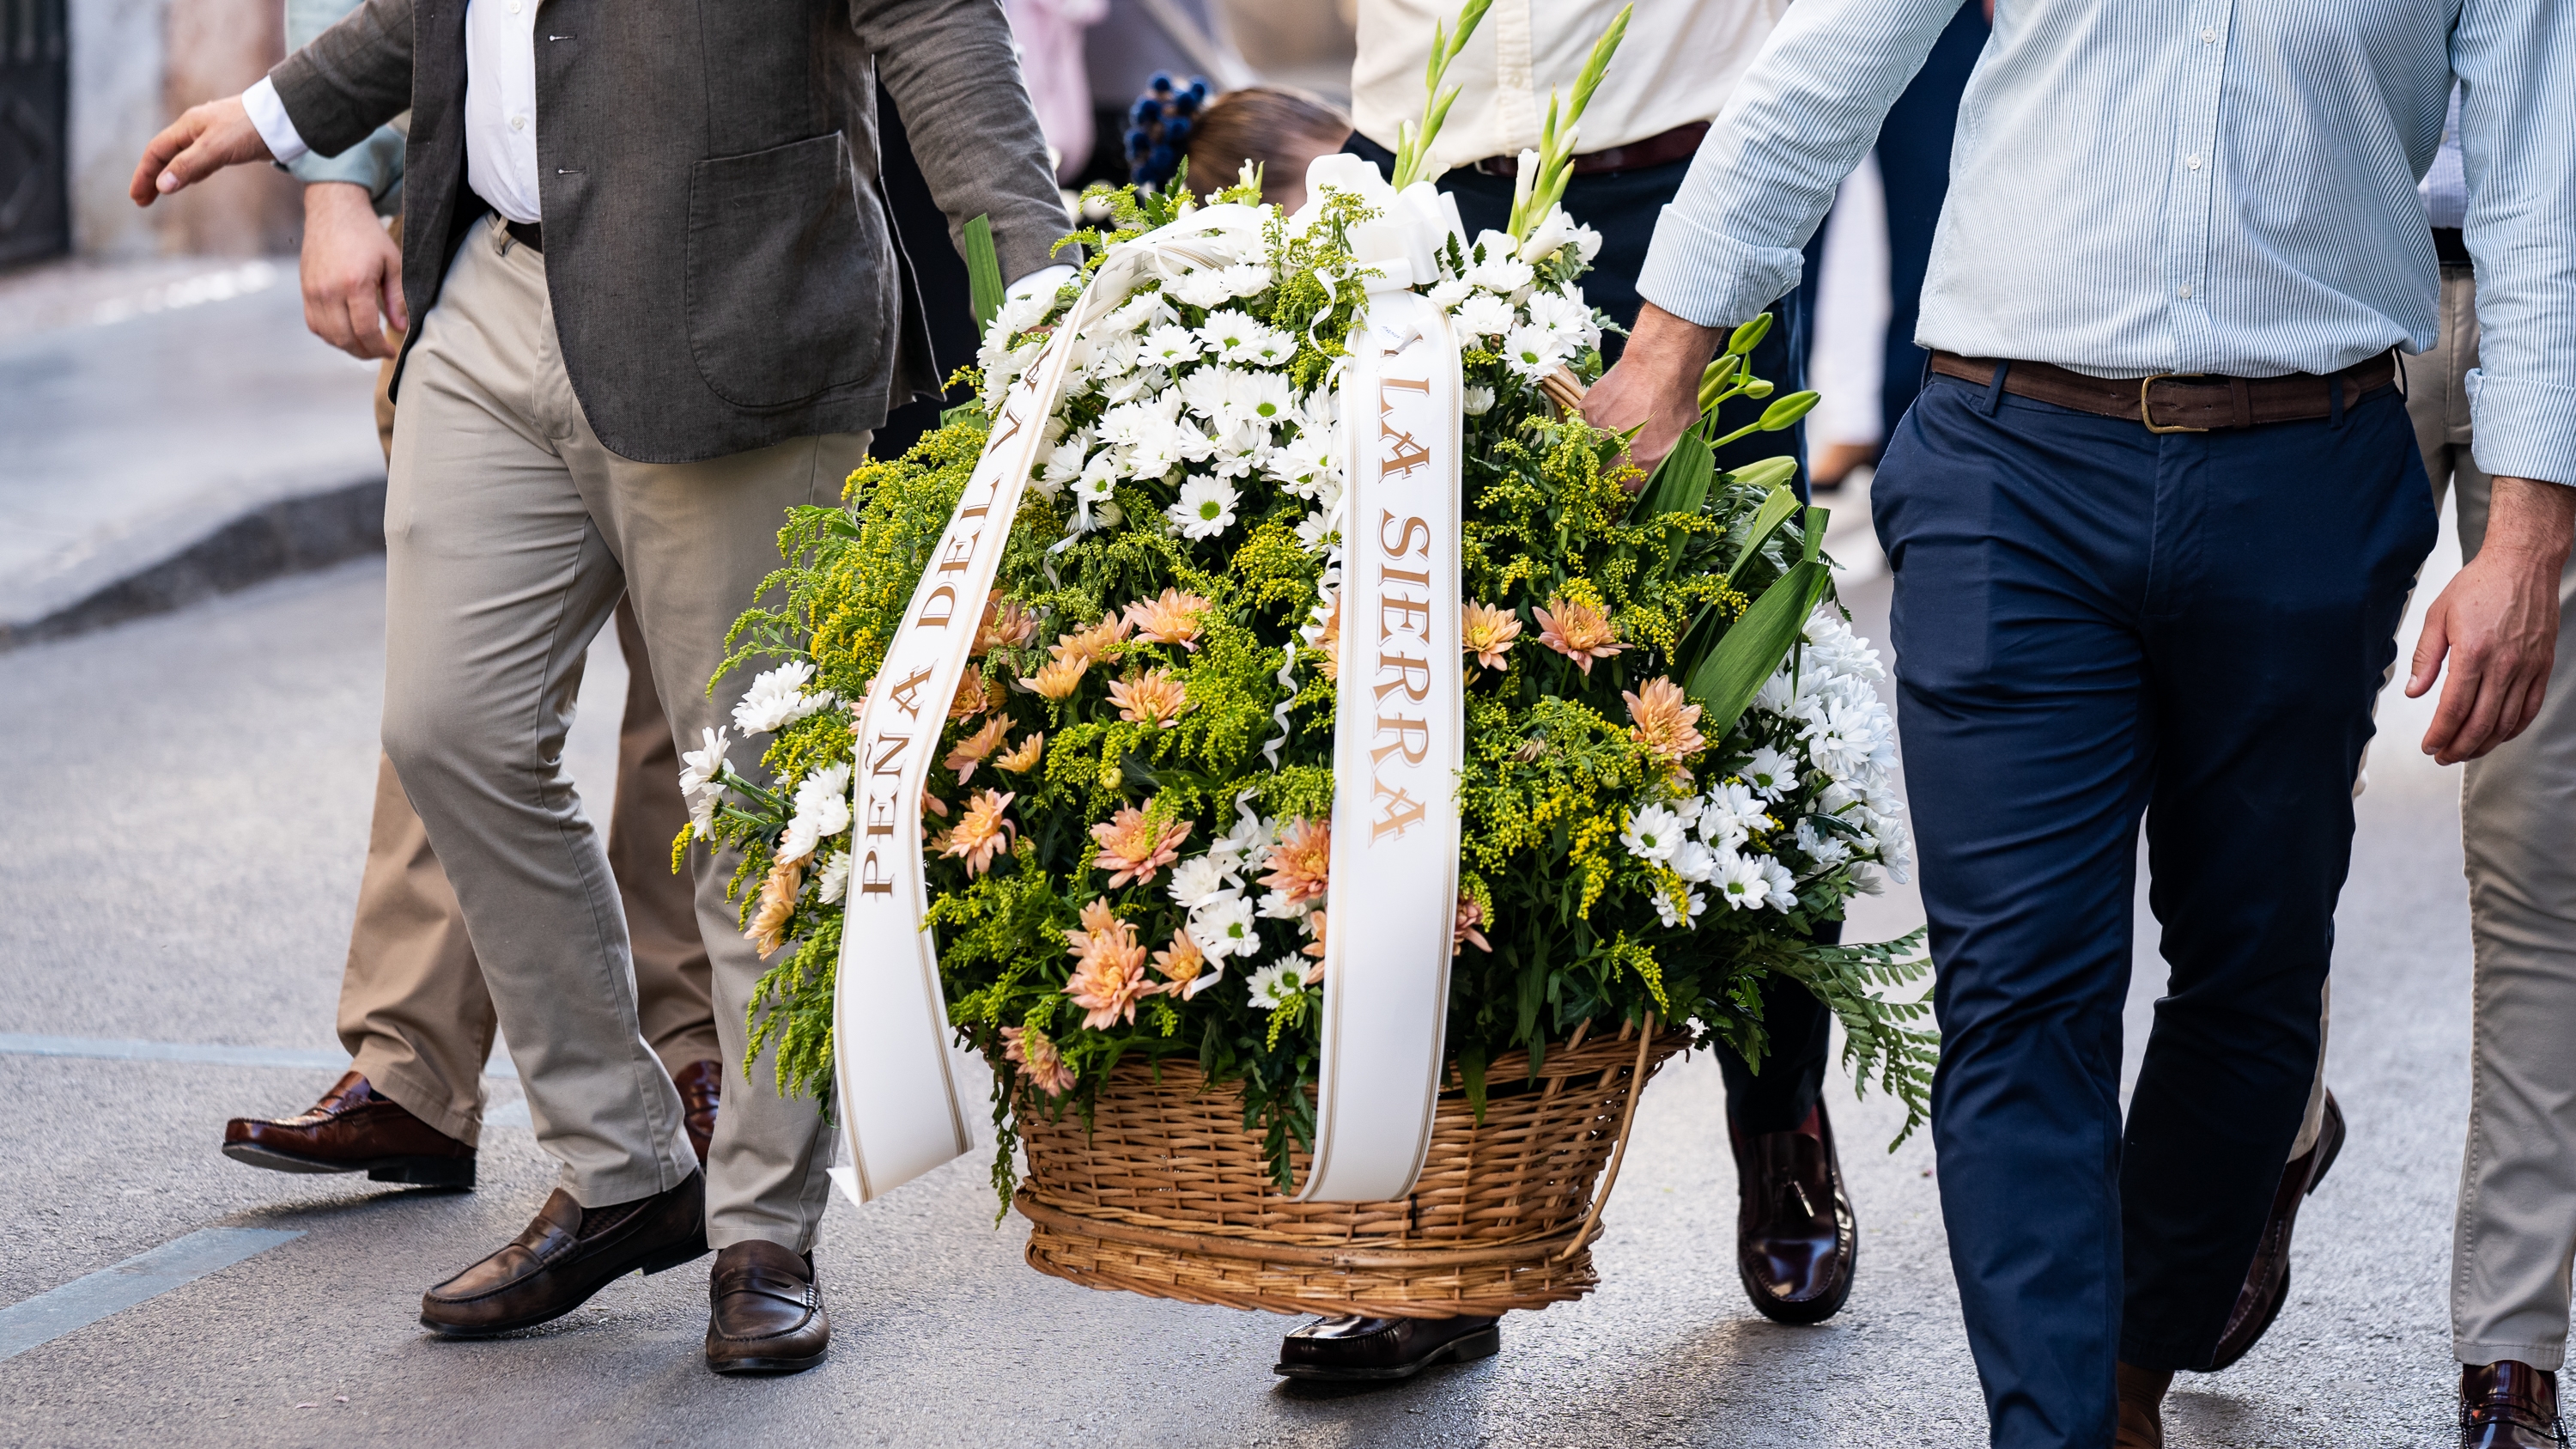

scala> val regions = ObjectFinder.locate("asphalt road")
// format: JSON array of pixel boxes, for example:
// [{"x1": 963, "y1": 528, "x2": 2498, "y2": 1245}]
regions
[{"x1": 0, "y1": 497, "x2": 2484, "y2": 1448}]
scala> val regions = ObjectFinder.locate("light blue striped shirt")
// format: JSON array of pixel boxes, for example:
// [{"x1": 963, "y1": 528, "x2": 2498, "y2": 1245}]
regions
[{"x1": 1636, "y1": 0, "x2": 2576, "y2": 486}]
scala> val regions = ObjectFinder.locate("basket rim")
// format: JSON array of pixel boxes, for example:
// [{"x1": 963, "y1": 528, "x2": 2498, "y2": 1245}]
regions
[{"x1": 1015, "y1": 1190, "x2": 1605, "y2": 1269}]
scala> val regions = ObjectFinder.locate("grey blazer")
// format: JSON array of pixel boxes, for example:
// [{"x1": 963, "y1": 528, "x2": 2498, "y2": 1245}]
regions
[{"x1": 269, "y1": 0, "x2": 1071, "y2": 463}]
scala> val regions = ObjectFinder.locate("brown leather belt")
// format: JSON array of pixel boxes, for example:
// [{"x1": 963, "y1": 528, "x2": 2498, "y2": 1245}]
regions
[
  {"x1": 1929, "y1": 350, "x2": 2398, "y2": 433},
  {"x1": 1473, "y1": 120, "x2": 1709, "y2": 179}
]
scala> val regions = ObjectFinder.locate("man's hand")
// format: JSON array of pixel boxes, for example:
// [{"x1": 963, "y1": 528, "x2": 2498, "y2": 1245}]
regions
[
  {"x1": 1584, "y1": 301, "x2": 1727, "y2": 483},
  {"x1": 2409, "y1": 476, "x2": 2576, "y2": 764},
  {"x1": 130, "y1": 95, "x2": 271, "y2": 205},
  {"x1": 301, "y1": 182, "x2": 407, "y2": 360}
]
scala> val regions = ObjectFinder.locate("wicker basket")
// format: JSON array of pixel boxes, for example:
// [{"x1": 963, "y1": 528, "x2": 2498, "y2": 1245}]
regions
[{"x1": 1012, "y1": 1018, "x2": 1690, "y2": 1318}]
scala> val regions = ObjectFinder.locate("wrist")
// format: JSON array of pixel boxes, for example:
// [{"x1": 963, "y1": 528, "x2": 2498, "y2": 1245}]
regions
[
  {"x1": 302, "y1": 180, "x2": 374, "y2": 221},
  {"x1": 1623, "y1": 302, "x2": 1726, "y2": 384},
  {"x1": 2482, "y1": 477, "x2": 2576, "y2": 566}
]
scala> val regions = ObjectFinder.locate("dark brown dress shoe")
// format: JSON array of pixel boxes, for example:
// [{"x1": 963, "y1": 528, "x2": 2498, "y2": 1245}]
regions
[
  {"x1": 419, "y1": 1172, "x2": 708, "y2": 1337},
  {"x1": 1275, "y1": 1313, "x2": 1501, "y2": 1382},
  {"x1": 673, "y1": 1058, "x2": 721, "y2": 1166},
  {"x1": 2207, "y1": 1088, "x2": 2346, "y2": 1370},
  {"x1": 222, "y1": 1071, "x2": 476, "y2": 1189},
  {"x1": 2464, "y1": 1361, "x2": 2568, "y2": 1448},
  {"x1": 2117, "y1": 1362, "x2": 2172, "y2": 1448},
  {"x1": 704, "y1": 1240, "x2": 830, "y2": 1374},
  {"x1": 1730, "y1": 1100, "x2": 1857, "y2": 1324}
]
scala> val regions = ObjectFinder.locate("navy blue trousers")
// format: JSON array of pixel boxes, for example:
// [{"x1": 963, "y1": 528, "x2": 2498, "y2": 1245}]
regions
[{"x1": 1874, "y1": 372, "x2": 2433, "y2": 1447}]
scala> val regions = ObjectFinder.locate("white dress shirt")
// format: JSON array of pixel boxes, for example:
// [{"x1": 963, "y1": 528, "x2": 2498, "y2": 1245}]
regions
[{"x1": 1349, "y1": 0, "x2": 1789, "y2": 177}]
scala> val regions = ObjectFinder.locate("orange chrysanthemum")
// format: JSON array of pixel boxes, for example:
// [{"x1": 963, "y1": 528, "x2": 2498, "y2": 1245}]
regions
[
  {"x1": 1533, "y1": 594, "x2": 1625, "y2": 674},
  {"x1": 974, "y1": 594, "x2": 1039, "y2": 654},
  {"x1": 994, "y1": 731, "x2": 1045, "y2": 774},
  {"x1": 1090, "y1": 801, "x2": 1193, "y2": 886},
  {"x1": 944, "y1": 715, "x2": 1011, "y2": 782},
  {"x1": 1622, "y1": 676, "x2": 1706, "y2": 760},
  {"x1": 1259, "y1": 817, "x2": 1331, "y2": 908},
  {"x1": 1001, "y1": 1025, "x2": 1076, "y2": 1096},
  {"x1": 1050, "y1": 615, "x2": 1133, "y2": 667},
  {"x1": 1151, "y1": 931, "x2": 1215, "y2": 998},
  {"x1": 1108, "y1": 667, "x2": 1191, "y2": 728},
  {"x1": 1030, "y1": 655, "x2": 1088, "y2": 700},
  {"x1": 1313, "y1": 592, "x2": 1343, "y2": 681},
  {"x1": 1453, "y1": 893, "x2": 1492, "y2": 956},
  {"x1": 950, "y1": 670, "x2": 991, "y2": 721},
  {"x1": 1062, "y1": 899, "x2": 1152, "y2": 1029},
  {"x1": 1300, "y1": 910, "x2": 1328, "y2": 983},
  {"x1": 1462, "y1": 600, "x2": 1522, "y2": 672},
  {"x1": 1123, "y1": 588, "x2": 1211, "y2": 652},
  {"x1": 936, "y1": 788, "x2": 1017, "y2": 875},
  {"x1": 745, "y1": 854, "x2": 805, "y2": 957}
]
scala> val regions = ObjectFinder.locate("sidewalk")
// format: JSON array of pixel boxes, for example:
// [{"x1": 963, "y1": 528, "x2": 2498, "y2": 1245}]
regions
[{"x1": 0, "y1": 256, "x2": 386, "y2": 648}]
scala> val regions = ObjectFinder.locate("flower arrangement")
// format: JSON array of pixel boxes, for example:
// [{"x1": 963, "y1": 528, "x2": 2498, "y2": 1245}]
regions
[{"x1": 691, "y1": 12, "x2": 1935, "y2": 1205}]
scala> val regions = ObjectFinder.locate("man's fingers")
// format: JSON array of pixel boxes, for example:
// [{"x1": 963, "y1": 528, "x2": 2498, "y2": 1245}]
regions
[
  {"x1": 129, "y1": 119, "x2": 199, "y2": 205},
  {"x1": 342, "y1": 289, "x2": 390, "y2": 360},
  {"x1": 2406, "y1": 599, "x2": 2450, "y2": 699},
  {"x1": 2447, "y1": 664, "x2": 2513, "y2": 764},
  {"x1": 381, "y1": 265, "x2": 410, "y2": 337}
]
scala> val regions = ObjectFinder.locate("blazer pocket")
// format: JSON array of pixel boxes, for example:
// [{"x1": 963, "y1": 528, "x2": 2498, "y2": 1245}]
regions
[{"x1": 684, "y1": 131, "x2": 891, "y2": 410}]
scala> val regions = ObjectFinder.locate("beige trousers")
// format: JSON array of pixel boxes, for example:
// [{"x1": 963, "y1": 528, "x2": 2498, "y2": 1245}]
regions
[
  {"x1": 2430, "y1": 264, "x2": 2576, "y2": 1369},
  {"x1": 382, "y1": 216, "x2": 860, "y2": 1247},
  {"x1": 339, "y1": 596, "x2": 719, "y2": 1147}
]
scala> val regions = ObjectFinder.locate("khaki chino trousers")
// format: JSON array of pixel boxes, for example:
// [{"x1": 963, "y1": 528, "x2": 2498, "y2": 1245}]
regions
[
  {"x1": 2418, "y1": 265, "x2": 2576, "y2": 1370},
  {"x1": 382, "y1": 216, "x2": 858, "y2": 1248}
]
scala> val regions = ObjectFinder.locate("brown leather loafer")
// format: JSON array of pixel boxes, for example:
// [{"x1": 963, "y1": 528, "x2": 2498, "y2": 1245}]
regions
[
  {"x1": 673, "y1": 1059, "x2": 721, "y2": 1166},
  {"x1": 2207, "y1": 1088, "x2": 2346, "y2": 1370},
  {"x1": 704, "y1": 1240, "x2": 830, "y2": 1374},
  {"x1": 2464, "y1": 1361, "x2": 2568, "y2": 1448},
  {"x1": 222, "y1": 1071, "x2": 476, "y2": 1189},
  {"x1": 2117, "y1": 1362, "x2": 2172, "y2": 1448},
  {"x1": 419, "y1": 1172, "x2": 708, "y2": 1337},
  {"x1": 1731, "y1": 1100, "x2": 1857, "y2": 1324},
  {"x1": 1274, "y1": 1313, "x2": 1501, "y2": 1382}
]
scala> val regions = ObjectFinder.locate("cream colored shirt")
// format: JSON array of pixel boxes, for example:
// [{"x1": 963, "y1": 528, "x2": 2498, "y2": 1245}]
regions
[{"x1": 1350, "y1": 0, "x2": 1790, "y2": 177}]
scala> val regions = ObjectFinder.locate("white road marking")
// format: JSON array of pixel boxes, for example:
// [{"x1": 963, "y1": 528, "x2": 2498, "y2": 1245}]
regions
[
  {"x1": 0, "y1": 1032, "x2": 519, "y2": 1078},
  {"x1": 0, "y1": 1227, "x2": 303, "y2": 1361}
]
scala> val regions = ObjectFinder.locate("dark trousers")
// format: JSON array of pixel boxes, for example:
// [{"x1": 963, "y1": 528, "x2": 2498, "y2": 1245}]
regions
[
  {"x1": 1876, "y1": 372, "x2": 2432, "y2": 1446},
  {"x1": 1799, "y1": 1, "x2": 1988, "y2": 443},
  {"x1": 1345, "y1": 131, "x2": 1829, "y2": 1129}
]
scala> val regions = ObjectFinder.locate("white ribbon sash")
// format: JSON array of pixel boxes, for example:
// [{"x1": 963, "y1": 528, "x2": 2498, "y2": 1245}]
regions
[
  {"x1": 829, "y1": 213, "x2": 1270, "y2": 1203},
  {"x1": 1300, "y1": 288, "x2": 1464, "y2": 1203}
]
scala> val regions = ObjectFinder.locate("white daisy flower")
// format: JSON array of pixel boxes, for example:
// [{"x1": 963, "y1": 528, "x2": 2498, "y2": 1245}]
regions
[
  {"x1": 1211, "y1": 811, "x2": 1276, "y2": 866},
  {"x1": 1526, "y1": 286, "x2": 1599, "y2": 349},
  {"x1": 1672, "y1": 839, "x2": 1718, "y2": 884},
  {"x1": 1499, "y1": 324, "x2": 1570, "y2": 381},
  {"x1": 677, "y1": 727, "x2": 732, "y2": 834},
  {"x1": 1427, "y1": 277, "x2": 1473, "y2": 308},
  {"x1": 813, "y1": 851, "x2": 852, "y2": 904},
  {"x1": 1228, "y1": 369, "x2": 1299, "y2": 428},
  {"x1": 1293, "y1": 509, "x2": 1339, "y2": 552},
  {"x1": 1105, "y1": 289, "x2": 1176, "y2": 335},
  {"x1": 1169, "y1": 477, "x2": 1241, "y2": 539},
  {"x1": 1167, "y1": 268, "x2": 1236, "y2": 310},
  {"x1": 1698, "y1": 781, "x2": 1773, "y2": 849},
  {"x1": 1711, "y1": 851, "x2": 1773, "y2": 911},
  {"x1": 1198, "y1": 310, "x2": 1292, "y2": 368},
  {"x1": 1654, "y1": 886, "x2": 1707, "y2": 929},
  {"x1": 1142, "y1": 323, "x2": 1206, "y2": 368},
  {"x1": 1740, "y1": 746, "x2": 1798, "y2": 801},
  {"x1": 1753, "y1": 855, "x2": 1801, "y2": 911},
  {"x1": 1218, "y1": 263, "x2": 1273, "y2": 300},
  {"x1": 791, "y1": 763, "x2": 854, "y2": 839},
  {"x1": 732, "y1": 661, "x2": 832, "y2": 735},
  {"x1": 1464, "y1": 232, "x2": 1535, "y2": 293},
  {"x1": 1462, "y1": 386, "x2": 1495, "y2": 416},
  {"x1": 1453, "y1": 292, "x2": 1517, "y2": 340},
  {"x1": 1620, "y1": 804, "x2": 1685, "y2": 862},
  {"x1": 1245, "y1": 958, "x2": 1306, "y2": 1010},
  {"x1": 1167, "y1": 855, "x2": 1236, "y2": 910},
  {"x1": 1189, "y1": 893, "x2": 1261, "y2": 961},
  {"x1": 1793, "y1": 818, "x2": 1852, "y2": 869}
]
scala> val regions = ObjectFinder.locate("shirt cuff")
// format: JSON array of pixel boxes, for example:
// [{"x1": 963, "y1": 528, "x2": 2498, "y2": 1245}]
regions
[
  {"x1": 1635, "y1": 203, "x2": 1807, "y2": 331},
  {"x1": 242, "y1": 77, "x2": 310, "y2": 165},
  {"x1": 1006, "y1": 263, "x2": 1077, "y2": 301},
  {"x1": 2466, "y1": 370, "x2": 2576, "y2": 488}
]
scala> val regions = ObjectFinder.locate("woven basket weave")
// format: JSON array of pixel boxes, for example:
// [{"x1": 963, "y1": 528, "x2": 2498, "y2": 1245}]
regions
[{"x1": 1012, "y1": 1018, "x2": 1689, "y2": 1318}]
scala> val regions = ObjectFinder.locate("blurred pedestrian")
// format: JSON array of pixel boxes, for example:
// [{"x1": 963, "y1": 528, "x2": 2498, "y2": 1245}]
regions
[
  {"x1": 1586, "y1": 3, "x2": 2576, "y2": 1446},
  {"x1": 2408, "y1": 83, "x2": 2576, "y2": 1449},
  {"x1": 222, "y1": 0, "x2": 726, "y2": 1198},
  {"x1": 1179, "y1": 84, "x2": 1350, "y2": 212},
  {"x1": 1272, "y1": 0, "x2": 1866, "y2": 1390},
  {"x1": 131, "y1": 0, "x2": 1072, "y2": 1377}
]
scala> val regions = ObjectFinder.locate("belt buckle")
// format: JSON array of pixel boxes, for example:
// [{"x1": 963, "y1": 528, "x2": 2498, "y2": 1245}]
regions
[{"x1": 2138, "y1": 373, "x2": 2211, "y2": 435}]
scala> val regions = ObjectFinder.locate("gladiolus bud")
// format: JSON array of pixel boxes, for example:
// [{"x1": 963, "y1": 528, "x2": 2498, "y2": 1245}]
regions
[
  {"x1": 1742, "y1": 379, "x2": 1775, "y2": 399},
  {"x1": 1759, "y1": 390, "x2": 1820, "y2": 430},
  {"x1": 1727, "y1": 313, "x2": 1773, "y2": 356}
]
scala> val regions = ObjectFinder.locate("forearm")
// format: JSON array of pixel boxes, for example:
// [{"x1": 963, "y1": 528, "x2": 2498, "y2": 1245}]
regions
[
  {"x1": 2453, "y1": 0, "x2": 2576, "y2": 486},
  {"x1": 1636, "y1": 0, "x2": 1965, "y2": 328},
  {"x1": 2482, "y1": 477, "x2": 2576, "y2": 568},
  {"x1": 286, "y1": 122, "x2": 404, "y2": 207},
  {"x1": 855, "y1": 0, "x2": 1074, "y2": 282}
]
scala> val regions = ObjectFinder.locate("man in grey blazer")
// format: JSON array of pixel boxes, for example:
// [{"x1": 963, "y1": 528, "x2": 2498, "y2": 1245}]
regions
[{"x1": 131, "y1": 0, "x2": 1072, "y2": 1374}]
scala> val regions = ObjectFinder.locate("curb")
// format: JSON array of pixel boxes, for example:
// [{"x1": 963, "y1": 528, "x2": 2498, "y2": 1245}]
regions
[{"x1": 0, "y1": 478, "x2": 387, "y2": 653}]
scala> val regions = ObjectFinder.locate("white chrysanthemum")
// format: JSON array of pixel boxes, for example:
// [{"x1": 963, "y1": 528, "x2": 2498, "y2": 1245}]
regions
[
  {"x1": 1265, "y1": 432, "x2": 1336, "y2": 496},
  {"x1": 1198, "y1": 310, "x2": 1293, "y2": 368},
  {"x1": 1672, "y1": 839, "x2": 1718, "y2": 884},
  {"x1": 1142, "y1": 323, "x2": 1206, "y2": 368},
  {"x1": 1257, "y1": 887, "x2": 1315, "y2": 921},
  {"x1": 1711, "y1": 851, "x2": 1774, "y2": 911},
  {"x1": 677, "y1": 727, "x2": 732, "y2": 834},
  {"x1": 814, "y1": 851, "x2": 852, "y2": 904},
  {"x1": 1803, "y1": 697, "x2": 1899, "y2": 782},
  {"x1": 1211, "y1": 810, "x2": 1276, "y2": 866},
  {"x1": 1427, "y1": 277, "x2": 1473, "y2": 308},
  {"x1": 1245, "y1": 958, "x2": 1306, "y2": 1010},
  {"x1": 1620, "y1": 804, "x2": 1685, "y2": 862},
  {"x1": 1189, "y1": 893, "x2": 1261, "y2": 961},
  {"x1": 1500, "y1": 324, "x2": 1571, "y2": 381},
  {"x1": 732, "y1": 661, "x2": 832, "y2": 735},
  {"x1": 993, "y1": 288, "x2": 1054, "y2": 339},
  {"x1": 1103, "y1": 369, "x2": 1158, "y2": 405},
  {"x1": 1228, "y1": 368, "x2": 1299, "y2": 427},
  {"x1": 1794, "y1": 818, "x2": 1853, "y2": 869},
  {"x1": 1038, "y1": 431, "x2": 1094, "y2": 498},
  {"x1": 1293, "y1": 509, "x2": 1339, "y2": 552},
  {"x1": 1169, "y1": 477, "x2": 1241, "y2": 539},
  {"x1": 1870, "y1": 811, "x2": 1915, "y2": 884},
  {"x1": 1106, "y1": 289, "x2": 1176, "y2": 335},
  {"x1": 1740, "y1": 746, "x2": 1798, "y2": 801},
  {"x1": 1804, "y1": 609, "x2": 1888, "y2": 682},
  {"x1": 1167, "y1": 268, "x2": 1236, "y2": 309},
  {"x1": 1167, "y1": 855, "x2": 1235, "y2": 910},
  {"x1": 1465, "y1": 237, "x2": 1534, "y2": 294},
  {"x1": 1699, "y1": 781, "x2": 1773, "y2": 849},
  {"x1": 1527, "y1": 286, "x2": 1600, "y2": 350},
  {"x1": 1753, "y1": 855, "x2": 1801, "y2": 911},
  {"x1": 1654, "y1": 886, "x2": 1707, "y2": 929},
  {"x1": 777, "y1": 762, "x2": 854, "y2": 862},
  {"x1": 1218, "y1": 263, "x2": 1273, "y2": 300},
  {"x1": 1462, "y1": 386, "x2": 1495, "y2": 416},
  {"x1": 1453, "y1": 291, "x2": 1516, "y2": 339},
  {"x1": 1176, "y1": 365, "x2": 1233, "y2": 422}
]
